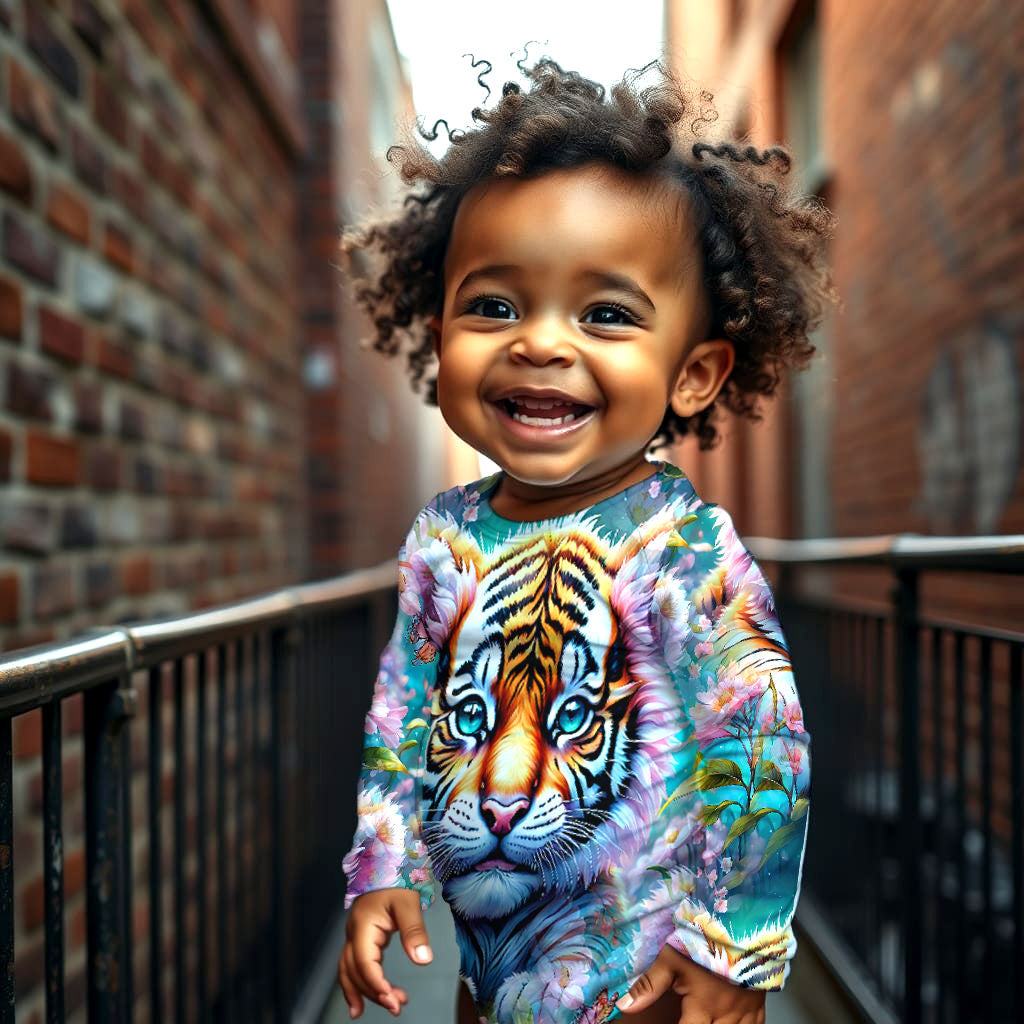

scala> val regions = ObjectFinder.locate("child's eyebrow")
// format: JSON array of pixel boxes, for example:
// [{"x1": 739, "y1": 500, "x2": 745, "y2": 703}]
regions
[
  {"x1": 577, "y1": 270, "x2": 656, "y2": 314},
  {"x1": 453, "y1": 265, "x2": 520, "y2": 295}
]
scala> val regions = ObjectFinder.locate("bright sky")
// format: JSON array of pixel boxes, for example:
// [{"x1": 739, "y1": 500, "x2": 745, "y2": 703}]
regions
[{"x1": 385, "y1": 0, "x2": 665, "y2": 143}]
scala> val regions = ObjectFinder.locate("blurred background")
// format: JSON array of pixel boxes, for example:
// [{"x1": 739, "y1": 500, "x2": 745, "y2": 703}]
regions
[{"x1": 0, "y1": 1, "x2": 1021, "y2": 1023}]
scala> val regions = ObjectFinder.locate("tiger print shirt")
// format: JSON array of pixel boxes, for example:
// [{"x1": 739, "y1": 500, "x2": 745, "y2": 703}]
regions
[{"x1": 344, "y1": 461, "x2": 811, "y2": 1024}]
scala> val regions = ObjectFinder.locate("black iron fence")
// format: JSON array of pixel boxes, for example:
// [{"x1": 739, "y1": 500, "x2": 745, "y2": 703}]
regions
[
  {"x1": 0, "y1": 566, "x2": 396, "y2": 1023},
  {"x1": 2, "y1": 535, "x2": 1023, "y2": 1023},
  {"x1": 748, "y1": 534, "x2": 1024, "y2": 1024}
]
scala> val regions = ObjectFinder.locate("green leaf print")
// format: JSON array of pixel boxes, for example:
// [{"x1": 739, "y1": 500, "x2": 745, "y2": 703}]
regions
[
  {"x1": 701, "y1": 758, "x2": 746, "y2": 788},
  {"x1": 757, "y1": 820, "x2": 803, "y2": 870},
  {"x1": 792, "y1": 797, "x2": 809, "y2": 819},
  {"x1": 754, "y1": 760, "x2": 787, "y2": 793},
  {"x1": 397, "y1": 739, "x2": 419, "y2": 755},
  {"x1": 362, "y1": 746, "x2": 409, "y2": 774},
  {"x1": 700, "y1": 800, "x2": 740, "y2": 827},
  {"x1": 723, "y1": 808, "x2": 773, "y2": 851},
  {"x1": 405, "y1": 718, "x2": 428, "y2": 730},
  {"x1": 513, "y1": 1002, "x2": 536, "y2": 1024}
]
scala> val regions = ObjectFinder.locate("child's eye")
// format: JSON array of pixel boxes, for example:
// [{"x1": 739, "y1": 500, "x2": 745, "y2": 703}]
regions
[
  {"x1": 581, "y1": 303, "x2": 637, "y2": 326},
  {"x1": 465, "y1": 296, "x2": 518, "y2": 320}
]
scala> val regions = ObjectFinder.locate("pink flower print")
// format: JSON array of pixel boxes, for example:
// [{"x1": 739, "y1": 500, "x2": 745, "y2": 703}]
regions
[
  {"x1": 694, "y1": 614, "x2": 712, "y2": 634},
  {"x1": 760, "y1": 710, "x2": 776, "y2": 734},
  {"x1": 343, "y1": 786, "x2": 408, "y2": 901},
  {"x1": 365, "y1": 687, "x2": 408, "y2": 749},
  {"x1": 410, "y1": 866, "x2": 430, "y2": 884},
  {"x1": 462, "y1": 503, "x2": 478, "y2": 523},
  {"x1": 691, "y1": 663, "x2": 760, "y2": 744},
  {"x1": 648, "y1": 478, "x2": 662, "y2": 499},
  {"x1": 695, "y1": 640, "x2": 714, "y2": 657},
  {"x1": 783, "y1": 700, "x2": 805, "y2": 735},
  {"x1": 783, "y1": 740, "x2": 804, "y2": 777}
]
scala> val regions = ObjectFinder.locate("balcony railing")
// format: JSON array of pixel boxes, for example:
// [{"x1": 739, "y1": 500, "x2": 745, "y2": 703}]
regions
[
  {"x1": 748, "y1": 532, "x2": 1024, "y2": 1024},
  {"x1": 0, "y1": 565, "x2": 397, "y2": 1023},
  {"x1": 1, "y1": 533, "x2": 1022, "y2": 1023}
]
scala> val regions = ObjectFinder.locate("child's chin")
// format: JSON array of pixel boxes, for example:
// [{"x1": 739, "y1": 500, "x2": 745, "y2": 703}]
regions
[{"x1": 444, "y1": 867, "x2": 540, "y2": 919}]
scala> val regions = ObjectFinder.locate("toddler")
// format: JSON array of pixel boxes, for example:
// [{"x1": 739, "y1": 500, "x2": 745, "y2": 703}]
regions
[{"x1": 337, "y1": 59, "x2": 830, "y2": 1024}]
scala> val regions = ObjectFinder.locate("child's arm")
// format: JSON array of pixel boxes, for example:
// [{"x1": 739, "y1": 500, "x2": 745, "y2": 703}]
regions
[
  {"x1": 639, "y1": 503, "x2": 811, "y2": 1014},
  {"x1": 338, "y1": 510, "x2": 444, "y2": 1016}
]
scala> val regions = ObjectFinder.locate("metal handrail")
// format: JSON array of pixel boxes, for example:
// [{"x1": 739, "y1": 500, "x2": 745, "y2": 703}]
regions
[
  {"x1": 0, "y1": 562, "x2": 396, "y2": 716},
  {"x1": 746, "y1": 532, "x2": 1024, "y2": 571}
]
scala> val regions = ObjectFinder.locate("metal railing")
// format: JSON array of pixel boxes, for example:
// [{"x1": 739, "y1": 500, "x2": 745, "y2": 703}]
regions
[
  {"x1": 0, "y1": 564, "x2": 396, "y2": 1023},
  {"x1": 747, "y1": 533, "x2": 1024, "y2": 1024}
]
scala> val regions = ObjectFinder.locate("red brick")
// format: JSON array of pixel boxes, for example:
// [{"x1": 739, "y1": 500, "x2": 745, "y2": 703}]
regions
[
  {"x1": 25, "y1": 431, "x2": 80, "y2": 486},
  {"x1": 38, "y1": 307, "x2": 85, "y2": 364},
  {"x1": 8, "y1": 60, "x2": 62, "y2": 151},
  {"x1": 0, "y1": 132, "x2": 32, "y2": 204},
  {"x1": 102, "y1": 220, "x2": 133, "y2": 272},
  {"x1": 92, "y1": 71, "x2": 128, "y2": 147},
  {"x1": 94, "y1": 333, "x2": 135, "y2": 380},
  {"x1": 46, "y1": 182, "x2": 90, "y2": 243},
  {"x1": 120, "y1": 554, "x2": 153, "y2": 595},
  {"x1": 12, "y1": 709, "x2": 39, "y2": 759},
  {"x1": 0, "y1": 573, "x2": 18, "y2": 626},
  {"x1": 84, "y1": 443, "x2": 120, "y2": 490},
  {"x1": 0, "y1": 277, "x2": 23, "y2": 340}
]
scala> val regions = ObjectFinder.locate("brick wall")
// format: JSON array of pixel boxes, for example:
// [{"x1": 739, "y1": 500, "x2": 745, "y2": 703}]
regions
[
  {"x1": 0, "y1": 0, "x2": 307, "y2": 1017},
  {"x1": 667, "y1": 0, "x2": 1024, "y2": 629},
  {"x1": 0, "y1": 0, "x2": 307, "y2": 656}
]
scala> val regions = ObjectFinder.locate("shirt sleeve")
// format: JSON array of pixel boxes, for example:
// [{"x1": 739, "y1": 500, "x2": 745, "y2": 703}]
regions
[
  {"x1": 660, "y1": 503, "x2": 810, "y2": 990},
  {"x1": 342, "y1": 515, "x2": 439, "y2": 909}
]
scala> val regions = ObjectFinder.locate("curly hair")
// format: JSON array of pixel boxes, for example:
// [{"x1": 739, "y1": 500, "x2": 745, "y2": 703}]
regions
[{"x1": 341, "y1": 58, "x2": 835, "y2": 450}]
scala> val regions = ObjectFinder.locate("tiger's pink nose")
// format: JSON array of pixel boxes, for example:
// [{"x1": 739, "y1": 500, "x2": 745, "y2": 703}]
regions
[{"x1": 481, "y1": 796, "x2": 530, "y2": 836}]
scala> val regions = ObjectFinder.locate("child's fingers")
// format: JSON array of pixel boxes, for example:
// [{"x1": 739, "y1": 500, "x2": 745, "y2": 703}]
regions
[
  {"x1": 617, "y1": 956, "x2": 677, "y2": 1014},
  {"x1": 351, "y1": 918, "x2": 402, "y2": 1014},
  {"x1": 338, "y1": 946, "x2": 365, "y2": 1018},
  {"x1": 391, "y1": 894, "x2": 433, "y2": 966}
]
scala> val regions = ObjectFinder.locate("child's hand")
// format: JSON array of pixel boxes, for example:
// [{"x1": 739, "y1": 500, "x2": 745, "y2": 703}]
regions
[
  {"x1": 618, "y1": 944, "x2": 766, "y2": 1023},
  {"x1": 337, "y1": 888, "x2": 433, "y2": 1018}
]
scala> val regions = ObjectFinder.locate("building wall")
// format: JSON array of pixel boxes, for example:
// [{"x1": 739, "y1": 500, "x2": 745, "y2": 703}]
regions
[
  {"x1": 0, "y1": 0, "x2": 308, "y2": 1015},
  {"x1": 299, "y1": 0, "x2": 476, "y2": 576},
  {"x1": 0, "y1": 0, "x2": 307, "y2": 656},
  {"x1": 666, "y1": 0, "x2": 1024, "y2": 628}
]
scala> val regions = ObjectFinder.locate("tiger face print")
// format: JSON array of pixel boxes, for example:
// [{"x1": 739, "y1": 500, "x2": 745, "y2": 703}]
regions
[{"x1": 422, "y1": 529, "x2": 677, "y2": 921}]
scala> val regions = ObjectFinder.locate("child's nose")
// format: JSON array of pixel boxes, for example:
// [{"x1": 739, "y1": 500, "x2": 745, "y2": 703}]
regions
[{"x1": 508, "y1": 320, "x2": 577, "y2": 366}]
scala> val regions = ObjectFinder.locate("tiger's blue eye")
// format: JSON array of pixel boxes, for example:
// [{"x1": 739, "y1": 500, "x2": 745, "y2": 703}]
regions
[
  {"x1": 455, "y1": 697, "x2": 486, "y2": 737},
  {"x1": 556, "y1": 697, "x2": 591, "y2": 735}
]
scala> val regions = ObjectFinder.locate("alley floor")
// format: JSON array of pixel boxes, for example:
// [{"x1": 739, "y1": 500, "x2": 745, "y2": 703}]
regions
[{"x1": 322, "y1": 903, "x2": 856, "y2": 1024}]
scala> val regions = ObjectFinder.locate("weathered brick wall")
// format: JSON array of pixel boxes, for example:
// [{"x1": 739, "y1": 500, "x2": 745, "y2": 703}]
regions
[
  {"x1": 0, "y1": 0, "x2": 306, "y2": 656},
  {"x1": 0, "y1": 1, "x2": 306, "y2": 1018},
  {"x1": 667, "y1": 0, "x2": 1024, "y2": 627}
]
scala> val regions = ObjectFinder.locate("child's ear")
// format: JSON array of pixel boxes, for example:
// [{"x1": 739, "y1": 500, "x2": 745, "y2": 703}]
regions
[
  {"x1": 669, "y1": 339, "x2": 735, "y2": 418},
  {"x1": 428, "y1": 315, "x2": 442, "y2": 358}
]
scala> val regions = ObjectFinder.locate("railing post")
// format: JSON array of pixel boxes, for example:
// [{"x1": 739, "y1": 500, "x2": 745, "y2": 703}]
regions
[
  {"x1": 84, "y1": 680, "x2": 136, "y2": 1023},
  {"x1": 894, "y1": 569, "x2": 921, "y2": 1024},
  {"x1": 270, "y1": 623, "x2": 299, "y2": 1021}
]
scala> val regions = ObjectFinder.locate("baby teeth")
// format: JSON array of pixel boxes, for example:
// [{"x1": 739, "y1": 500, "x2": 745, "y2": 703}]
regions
[{"x1": 512, "y1": 412, "x2": 577, "y2": 426}]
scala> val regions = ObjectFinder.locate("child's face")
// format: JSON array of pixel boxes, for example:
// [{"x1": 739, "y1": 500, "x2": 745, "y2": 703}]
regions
[{"x1": 435, "y1": 163, "x2": 717, "y2": 490}]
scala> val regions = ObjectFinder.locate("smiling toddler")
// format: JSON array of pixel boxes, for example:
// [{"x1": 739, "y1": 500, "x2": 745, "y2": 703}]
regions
[{"x1": 337, "y1": 59, "x2": 833, "y2": 1024}]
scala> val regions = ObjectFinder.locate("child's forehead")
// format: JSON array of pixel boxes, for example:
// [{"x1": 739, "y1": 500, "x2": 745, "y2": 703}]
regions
[{"x1": 444, "y1": 162, "x2": 702, "y2": 284}]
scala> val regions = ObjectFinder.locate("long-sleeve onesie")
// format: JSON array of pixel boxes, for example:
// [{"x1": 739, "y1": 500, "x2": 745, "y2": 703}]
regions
[{"x1": 343, "y1": 462, "x2": 811, "y2": 1024}]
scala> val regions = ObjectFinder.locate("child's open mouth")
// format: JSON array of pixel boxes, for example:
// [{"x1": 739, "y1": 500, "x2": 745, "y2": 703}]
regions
[{"x1": 494, "y1": 393, "x2": 597, "y2": 431}]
